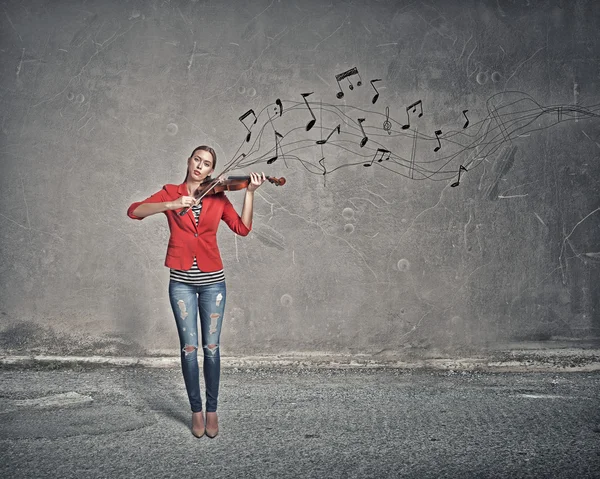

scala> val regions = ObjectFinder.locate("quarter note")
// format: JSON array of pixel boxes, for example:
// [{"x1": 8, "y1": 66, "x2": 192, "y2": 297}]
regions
[
  {"x1": 401, "y1": 100, "x2": 423, "y2": 130},
  {"x1": 434, "y1": 129, "x2": 443, "y2": 152},
  {"x1": 383, "y1": 106, "x2": 392, "y2": 135},
  {"x1": 334, "y1": 66, "x2": 362, "y2": 99},
  {"x1": 450, "y1": 165, "x2": 468, "y2": 187},
  {"x1": 370, "y1": 79, "x2": 382, "y2": 104},
  {"x1": 316, "y1": 124, "x2": 341, "y2": 145},
  {"x1": 239, "y1": 109, "x2": 257, "y2": 142},
  {"x1": 363, "y1": 148, "x2": 390, "y2": 167},
  {"x1": 462, "y1": 109, "x2": 469, "y2": 129},
  {"x1": 357, "y1": 118, "x2": 368, "y2": 147},
  {"x1": 267, "y1": 131, "x2": 284, "y2": 164},
  {"x1": 301, "y1": 92, "x2": 316, "y2": 131}
]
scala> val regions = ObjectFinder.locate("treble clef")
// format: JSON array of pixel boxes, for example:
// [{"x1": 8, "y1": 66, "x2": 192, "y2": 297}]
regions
[{"x1": 383, "y1": 106, "x2": 392, "y2": 135}]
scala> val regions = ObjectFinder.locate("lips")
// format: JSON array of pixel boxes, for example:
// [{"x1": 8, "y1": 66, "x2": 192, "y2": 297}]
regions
[{"x1": 193, "y1": 170, "x2": 201, "y2": 176}]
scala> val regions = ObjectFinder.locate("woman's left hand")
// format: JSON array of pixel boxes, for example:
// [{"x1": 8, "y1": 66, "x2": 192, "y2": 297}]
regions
[{"x1": 247, "y1": 172, "x2": 266, "y2": 192}]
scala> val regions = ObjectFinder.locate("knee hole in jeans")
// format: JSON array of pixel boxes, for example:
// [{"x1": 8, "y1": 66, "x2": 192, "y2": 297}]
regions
[
  {"x1": 183, "y1": 344, "x2": 197, "y2": 356},
  {"x1": 204, "y1": 344, "x2": 219, "y2": 356}
]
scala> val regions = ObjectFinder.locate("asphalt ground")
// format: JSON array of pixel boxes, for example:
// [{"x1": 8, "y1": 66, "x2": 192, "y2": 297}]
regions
[{"x1": 1, "y1": 364, "x2": 599, "y2": 478}]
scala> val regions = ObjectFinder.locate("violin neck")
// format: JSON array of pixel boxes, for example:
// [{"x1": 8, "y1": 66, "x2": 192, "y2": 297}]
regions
[{"x1": 226, "y1": 175, "x2": 275, "y2": 180}]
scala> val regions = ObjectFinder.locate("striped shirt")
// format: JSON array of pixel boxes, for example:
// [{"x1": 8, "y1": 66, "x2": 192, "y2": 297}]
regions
[{"x1": 169, "y1": 201, "x2": 225, "y2": 285}]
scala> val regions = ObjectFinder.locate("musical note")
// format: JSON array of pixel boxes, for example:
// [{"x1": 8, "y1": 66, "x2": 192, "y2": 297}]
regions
[
  {"x1": 370, "y1": 79, "x2": 382, "y2": 104},
  {"x1": 450, "y1": 165, "x2": 468, "y2": 187},
  {"x1": 301, "y1": 92, "x2": 316, "y2": 131},
  {"x1": 357, "y1": 118, "x2": 368, "y2": 147},
  {"x1": 316, "y1": 124, "x2": 341, "y2": 145},
  {"x1": 434, "y1": 129, "x2": 443, "y2": 152},
  {"x1": 319, "y1": 157, "x2": 327, "y2": 186},
  {"x1": 275, "y1": 98, "x2": 283, "y2": 117},
  {"x1": 319, "y1": 157, "x2": 327, "y2": 175},
  {"x1": 383, "y1": 106, "x2": 392, "y2": 135},
  {"x1": 462, "y1": 109, "x2": 469, "y2": 129},
  {"x1": 267, "y1": 131, "x2": 284, "y2": 164},
  {"x1": 334, "y1": 66, "x2": 363, "y2": 99},
  {"x1": 363, "y1": 148, "x2": 390, "y2": 167},
  {"x1": 239, "y1": 109, "x2": 257, "y2": 142},
  {"x1": 401, "y1": 100, "x2": 423, "y2": 130}
]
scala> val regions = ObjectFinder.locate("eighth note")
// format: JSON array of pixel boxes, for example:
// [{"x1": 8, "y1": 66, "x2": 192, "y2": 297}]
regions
[
  {"x1": 370, "y1": 79, "x2": 382, "y2": 104},
  {"x1": 316, "y1": 124, "x2": 341, "y2": 145},
  {"x1": 334, "y1": 66, "x2": 362, "y2": 99},
  {"x1": 239, "y1": 109, "x2": 257, "y2": 142},
  {"x1": 462, "y1": 109, "x2": 469, "y2": 129},
  {"x1": 301, "y1": 92, "x2": 316, "y2": 131},
  {"x1": 364, "y1": 148, "x2": 391, "y2": 167},
  {"x1": 401, "y1": 100, "x2": 423, "y2": 130},
  {"x1": 267, "y1": 131, "x2": 284, "y2": 164},
  {"x1": 450, "y1": 165, "x2": 468, "y2": 187},
  {"x1": 357, "y1": 118, "x2": 368, "y2": 147},
  {"x1": 383, "y1": 106, "x2": 392, "y2": 135},
  {"x1": 434, "y1": 129, "x2": 443, "y2": 152}
]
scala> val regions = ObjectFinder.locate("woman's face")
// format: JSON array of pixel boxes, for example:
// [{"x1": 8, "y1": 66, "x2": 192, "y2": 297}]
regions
[{"x1": 187, "y1": 149, "x2": 214, "y2": 182}]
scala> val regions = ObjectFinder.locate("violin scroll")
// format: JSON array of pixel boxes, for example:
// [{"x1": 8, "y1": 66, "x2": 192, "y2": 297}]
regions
[{"x1": 267, "y1": 176, "x2": 286, "y2": 186}]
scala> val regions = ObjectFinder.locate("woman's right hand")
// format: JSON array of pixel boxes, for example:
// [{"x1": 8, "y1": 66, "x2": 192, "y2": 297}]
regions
[{"x1": 168, "y1": 196, "x2": 197, "y2": 210}]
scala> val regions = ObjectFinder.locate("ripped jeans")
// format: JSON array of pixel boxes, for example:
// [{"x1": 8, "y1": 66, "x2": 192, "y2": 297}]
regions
[{"x1": 168, "y1": 280, "x2": 226, "y2": 413}]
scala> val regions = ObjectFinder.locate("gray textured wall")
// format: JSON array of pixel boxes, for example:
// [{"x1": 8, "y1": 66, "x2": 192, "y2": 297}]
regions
[{"x1": 1, "y1": 0, "x2": 598, "y2": 357}]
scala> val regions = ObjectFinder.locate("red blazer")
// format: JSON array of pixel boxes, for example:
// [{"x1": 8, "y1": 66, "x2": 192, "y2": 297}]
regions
[{"x1": 127, "y1": 182, "x2": 251, "y2": 272}]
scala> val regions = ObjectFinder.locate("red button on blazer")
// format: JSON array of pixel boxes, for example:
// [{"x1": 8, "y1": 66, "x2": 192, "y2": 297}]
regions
[{"x1": 127, "y1": 182, "x2": 251, "y2": 272}]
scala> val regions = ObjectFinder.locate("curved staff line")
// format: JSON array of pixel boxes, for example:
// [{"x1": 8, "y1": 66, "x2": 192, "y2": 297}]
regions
[
  {"x1": 236, "y1": 110, "x2": 495, "y2": 181},
  {"x1": 418, "y1": 116, "x2": 532, "y2": 180},
  {"x1": 224, "y1": 91, "x2": 600, "y2": 183},
  {"x1": 265, "y1": 92, "x2": 600, "y2": 155}
]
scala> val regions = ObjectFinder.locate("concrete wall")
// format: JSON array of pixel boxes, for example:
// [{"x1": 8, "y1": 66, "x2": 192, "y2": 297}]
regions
[{"x1": 1, "y1": 0, "x2": 598, "y2": 357}]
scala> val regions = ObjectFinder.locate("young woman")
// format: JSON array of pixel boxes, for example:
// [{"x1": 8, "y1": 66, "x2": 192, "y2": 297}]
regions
[{"x1": 127, "y1": 145, "x2": 265, "y2": 438}]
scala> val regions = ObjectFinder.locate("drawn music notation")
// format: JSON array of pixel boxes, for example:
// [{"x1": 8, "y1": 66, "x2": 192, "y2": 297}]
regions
[
  {"x1": 462, "y1": 109, "x2": 469, "y2": 129},
  {"x1": 275, "y1": 98, "x2": 283, "y2": 116},
  {"x1": 364, "y1": 148, "x2": 391, "y2": 167},
  {"x1": 383, "y1": 106, "x2": 392, "y2": 134},
  {"x1": 239, "y1": 109, "x2": 257, "y2": 142},
  {"x1": 370, "y1": 79, "x2": 382, "y2": 104},
  {"x1": 335, "y1": 66, "x2": 362, "y2": 99},
  {"x1": 316, "y1": 124, "x2": 341, "y2": 145},
  {"x1": 319, "y1": 157, "x2": 327, "y2": 176},
  {"x1": 434, "y1": 129, "x2": 443, "y2": 152},
  {"x1": 450, "y1": 165, "x2": 468, "y2": 187},
  {"x1": 302, "y1": 92, "x2": 316, "y2": 131},
  {"x1": 357, "y1": 118, "x2": 368, "y2": 147},
  {"x1": 267, "y1": 131, "x2": 284, "y2": 164},
  {"x1": 402, "y1": 100, "x2": 423, "y2": 130}
]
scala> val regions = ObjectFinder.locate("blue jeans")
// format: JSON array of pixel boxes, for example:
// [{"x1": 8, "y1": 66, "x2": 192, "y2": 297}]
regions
[{"x1": 168, "y1": 280, "x2": 226, "y2": 413}]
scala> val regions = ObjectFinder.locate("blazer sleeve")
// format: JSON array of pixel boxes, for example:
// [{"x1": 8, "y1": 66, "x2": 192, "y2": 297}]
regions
[
  {"x1": 127, "y1": 185, "x2": 170, "y2": 220},
  {"x1": 220, "y1": 194, "x2": 251, "y2": 236}
]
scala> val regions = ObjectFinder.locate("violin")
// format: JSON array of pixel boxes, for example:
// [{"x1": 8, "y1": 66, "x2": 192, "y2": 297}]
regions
[
  {"x1": 179, "y1": 175, "x2": 286, "y2": 216},
  {"x1": 197, "y1": 175, "x2": 286, "y2": 196}
]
